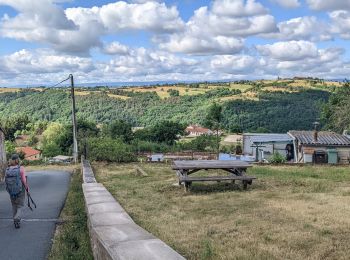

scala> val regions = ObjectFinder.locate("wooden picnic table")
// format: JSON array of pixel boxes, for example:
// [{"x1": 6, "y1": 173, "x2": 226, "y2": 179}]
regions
[{"x1": 172, "y1": 160, "x2": 256, "y2": 191}]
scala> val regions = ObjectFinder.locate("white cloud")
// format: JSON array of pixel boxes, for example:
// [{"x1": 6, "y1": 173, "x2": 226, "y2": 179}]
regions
[
  {"x1": 270, "y1": 0, "x2": 300, "y2": 8},
  {"x1": 212, "y1": 0, "x2": 268, "y2": 17},
  {"x1": 257, "y1": 40, "x2": 319, "y2": 61},
  {"x1": 210, "y1": 55, "x2": 264, "y2": 73},
  {"x1": 306, "y1": 0, "x2": 350, "y2": 11},
  {"x1": 102, "y1": 42, "x2": 130, "y2": 55},
  {"x1": 263, "y1": 16, "x2": 332, "y2": 41},
  {"x1": 0, "y1": 1, "x2": 184, "y2": 55},
  {"x1": 329, "y1": 11, "x2": 350, "y2": 39},
  {"x1": 158, "y1": 1, "x2": 277, "y2": 55},
  {"x1": 2, "y1": 49, "x2": 95, "y2": 74},
  {"x1": 66, "y1": 1, "x2": 184, "y2": 33}
]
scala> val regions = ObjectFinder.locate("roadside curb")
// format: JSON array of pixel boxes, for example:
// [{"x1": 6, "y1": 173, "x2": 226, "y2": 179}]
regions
[{"x1": 81, "y1": 160, "x2": 185, "y2": 260}]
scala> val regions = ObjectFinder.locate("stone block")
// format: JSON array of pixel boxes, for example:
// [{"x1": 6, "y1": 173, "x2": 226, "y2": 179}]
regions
[
  {"x1": 90, "y1": 212, "x2": 134, "y2": 227},
  {"x1": 107, "y1": 239, "x2": 185, "y2": 260},
  {"x1": 93, "y1": 223, "x2": 155, "y2": 247},
  {"x1": 85, "y1": 194, "x2": 116, "y2": 205},
  {"x1": 84, "y1": 190, "x2": 111, "y2": 199},
  {"x1": 88, "y1": 201, "x2": 125, "y2": 215}
]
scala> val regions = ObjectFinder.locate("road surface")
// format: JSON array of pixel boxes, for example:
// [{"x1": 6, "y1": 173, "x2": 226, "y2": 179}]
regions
[{"x1": 0, "y1": 170, "x2": 71, "y2": 260}]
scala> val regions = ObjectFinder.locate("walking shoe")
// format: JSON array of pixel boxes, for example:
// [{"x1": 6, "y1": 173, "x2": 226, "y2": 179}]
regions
[{"x1": 14, "y1": 221, "x2": 20, "y2": 229}]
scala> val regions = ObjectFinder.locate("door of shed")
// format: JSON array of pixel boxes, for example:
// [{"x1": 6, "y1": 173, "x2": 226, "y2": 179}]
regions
[{"x1": 327, "y1": 149, "x2": 338, "y2": 164}]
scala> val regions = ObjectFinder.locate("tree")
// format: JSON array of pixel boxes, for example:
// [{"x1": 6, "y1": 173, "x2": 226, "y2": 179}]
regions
[
  {"x1": 204, "y1": 103, "x2": 223, "y2": 158},
  {"x1": 102, "y1": 120, "x2": 133, "y2": 142},
  {"x1": 167, "y1": 89, "x2": 180, "y2": 97},
  {"x1": 134, "y1": 121, "x2": 185, "y2": 145},
  {"x1": 151, "y1": 121, "x2": 185, "y2": 145}
]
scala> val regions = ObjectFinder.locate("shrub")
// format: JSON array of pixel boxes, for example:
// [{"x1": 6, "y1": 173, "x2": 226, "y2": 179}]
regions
[
  {"x1": 269, "y1": 152, "x2": 286, "y2": 164},
  {"x1": 87, "y1": 137, "x2": 136, "y2": 162}
]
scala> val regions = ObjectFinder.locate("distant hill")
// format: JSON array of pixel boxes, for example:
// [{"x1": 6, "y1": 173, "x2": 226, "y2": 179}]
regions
[{"x1": 0, "y1": 79, "x2": 336, "y2": 133}]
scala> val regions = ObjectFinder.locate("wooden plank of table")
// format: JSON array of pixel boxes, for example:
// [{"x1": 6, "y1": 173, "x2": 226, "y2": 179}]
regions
[
  {"x1": 172, "y1": 160, "x2": 252, "y2": 170},
  {"x1": 180, "y1": 175, "x2": 256, "y2": 182}
]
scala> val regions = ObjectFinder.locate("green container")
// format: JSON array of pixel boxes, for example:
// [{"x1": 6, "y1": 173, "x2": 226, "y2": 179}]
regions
[{"x1": 327, "y1": 149, "x2": 338, "y2": 164}]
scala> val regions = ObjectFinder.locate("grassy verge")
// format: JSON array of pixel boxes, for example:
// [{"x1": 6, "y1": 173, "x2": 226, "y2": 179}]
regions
[
  {"x1": 94, "y1": 163, "x2": 350, "y2": 260},
  {"x1": 48, "y1": 169, "x2": 93, "y2": 260}
]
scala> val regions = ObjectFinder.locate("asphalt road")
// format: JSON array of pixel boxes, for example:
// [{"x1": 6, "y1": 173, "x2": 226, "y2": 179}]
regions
[{"x1": 0, "y1": 170, "x2": 71, "y2": 260}]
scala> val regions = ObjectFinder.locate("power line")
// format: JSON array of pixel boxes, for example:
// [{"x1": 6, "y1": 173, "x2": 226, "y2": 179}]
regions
[{"x1": 50, "y1": 75, "x2": 71, "y2": 88}]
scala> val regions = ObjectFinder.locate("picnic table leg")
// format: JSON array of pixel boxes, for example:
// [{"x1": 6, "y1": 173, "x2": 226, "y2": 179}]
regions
[
  {"x1": 184, "y1": 181, "x2": 192, "y2": 192},
  {"x1": 242, "y1": 180, "x2": 248, "y2": 190}
]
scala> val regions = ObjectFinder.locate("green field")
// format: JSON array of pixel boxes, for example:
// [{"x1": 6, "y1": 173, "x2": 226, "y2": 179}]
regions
[{"x1": 95, "y1": 163, "x2": 350, "y2": 260}]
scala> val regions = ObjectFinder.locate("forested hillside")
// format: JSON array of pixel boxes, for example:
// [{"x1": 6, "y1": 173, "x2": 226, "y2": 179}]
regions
[{"x1": 0, "y1": 79, "x2": 334, "y2": 133}]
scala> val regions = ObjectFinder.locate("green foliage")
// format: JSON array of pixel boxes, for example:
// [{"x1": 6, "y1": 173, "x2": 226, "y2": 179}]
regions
[
  {"x1": 5, "y1": 140, "x2": 16, "y2": 158},
  {"x1": 0, "y1": 86, "x2": 330, "y2": 133},
  {"x1": 131, "y1": 140, "x2": 174, "y2": 153},
  {"x1": 0, "y1": 115, "x2": 30, "y2": 140},
  {"x1": 42, "y1": 142, "x2": 62, "y2": 157},
  {"x1": 321, "y1": 81, "x2": 350, "y2": 132},
  {"x1": 167, "y1": 89, "x2": 179, "y2": 97},
  {"x1": 269, "y1": 152, "x2": 286, "y2": 164},
  {"x1": 28, "y1": 133, "x2": 39, "y2": 146},
  {"x1": 87, "y1": 137, "x2": 136, "y2": 162},
  {"x1": 134, "y1": 121, "x2": 185, "y2": 145},
  {"x1": 182, "y1": 135, "x2": 217, "y2": 152},
  {"x1": 102, "y1": 120, "x2": 133, "y2": 142},
  {"x1": 204, "y1": 103, "x2": 223, "y2": 131}
]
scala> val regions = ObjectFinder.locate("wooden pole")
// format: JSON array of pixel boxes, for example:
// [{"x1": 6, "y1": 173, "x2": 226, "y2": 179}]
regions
[
  {"x1": 70, "y1": 74, "x2": 78, "y2": 163},
  {"x1": 0, "y1": 127, "x2": 7, "y2": 181}
]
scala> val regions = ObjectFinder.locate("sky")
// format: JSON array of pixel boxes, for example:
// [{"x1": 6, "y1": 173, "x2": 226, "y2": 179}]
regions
[{"x1": 0, "y1": 0, "x2": 350, "y2": 87}]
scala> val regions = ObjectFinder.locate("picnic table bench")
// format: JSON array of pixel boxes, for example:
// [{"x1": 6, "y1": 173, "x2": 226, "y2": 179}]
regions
[{"x1": 172, "y1": 160, "x2": 256, "y2": 191}]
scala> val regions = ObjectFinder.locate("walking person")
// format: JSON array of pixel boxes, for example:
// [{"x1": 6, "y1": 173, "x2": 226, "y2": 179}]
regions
[{"x1": 5, "y1": 154, "x2": 29, "y2": 229}]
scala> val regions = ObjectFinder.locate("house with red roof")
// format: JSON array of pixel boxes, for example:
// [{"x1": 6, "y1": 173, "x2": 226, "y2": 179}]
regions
[
  {"x1": 16, "y1": 147, "x2": 41, "y2": 161},
  {"x1": 185, "y1": 125, "x2": 215, "y2": 137}
]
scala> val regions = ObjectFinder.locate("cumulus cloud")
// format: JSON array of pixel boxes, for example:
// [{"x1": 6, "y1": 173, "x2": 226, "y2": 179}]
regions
[
  {"x1": 1, "y1": 49, "x2": 95, "y2": 74},
  {"x1": 158, "y1": 0, "x2": 277, "y2": 55},
  {"x1": 102, "y1": 42, "x2": 130, "y2": 55},
  {"x1": 329, "y1": 11, "x2": 350, "y2": 39},
  {"x1": 66, "y1": 1, "x2": 184, "y2": 33},
  {"x1": 306, "y1": 0, "x2": 350, "y2": 11},
  {"x1": 212, "y1": 0, "x2": 268, "y2": 17},
  {"x1": 210, "y1": 55, "x2": 265, "y2": 73},
  {"x1": 257, "y1": 40, "x2": 319, "y2": 61},
  {"x1": 0, "y1": 1, "x2": 184, "y2": 55},
  {"x1": 270, "y1": 0, "x2": 300, "y2": 9},
  {"x1": 263, "y1": 16, "x2": 332, "y2": 41}
]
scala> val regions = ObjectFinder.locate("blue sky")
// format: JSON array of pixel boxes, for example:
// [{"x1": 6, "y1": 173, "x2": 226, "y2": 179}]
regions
[{"x1": 0, "y1": 0, "x2": 350, "y2": 86}]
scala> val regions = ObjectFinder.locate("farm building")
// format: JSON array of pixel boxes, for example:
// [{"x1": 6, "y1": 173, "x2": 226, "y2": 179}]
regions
[
  {"x1": 16, "y1": 147, "x2": 41, "y2": 161},
  {"x1": 185, "y1": 125, "x2": 213, "y2": 137},
  {"x1": 288, "y1": 131, "x2": 350, "y2": 164},
  {"x1": 243, "y1": 133, "x2": 294, "y2": 162}
]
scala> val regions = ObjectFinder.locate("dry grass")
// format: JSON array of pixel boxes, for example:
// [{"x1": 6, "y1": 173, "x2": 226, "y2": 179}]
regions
[
  {"x1": 94, "y1": 163, "x2": 350, "y2": 260},
  {"x1": 0, "y1": 87, "x2": 20, "y2": 92},
  {"x1": 123, "y1": 86, "x2": 207, "y2": 99},
  {"x1": 107, "y1": 93, "x2": 130, "y2": 100}
]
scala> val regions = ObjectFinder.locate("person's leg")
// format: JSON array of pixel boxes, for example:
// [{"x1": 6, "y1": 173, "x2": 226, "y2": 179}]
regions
[{"x1": 13, "y1": 192, "x2": 25, "y2": 228}]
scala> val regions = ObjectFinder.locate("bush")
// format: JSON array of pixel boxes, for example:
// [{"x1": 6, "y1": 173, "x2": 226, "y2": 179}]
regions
[
  {"x1": 21, "y1": 159, "x2": 45, "y2": 166},
  {"x1": 269, "y1": 152, "x2": 286, "y2": 164},
  {"x1": 87, "y1": 137, "x2": 136, "y2": 162}
]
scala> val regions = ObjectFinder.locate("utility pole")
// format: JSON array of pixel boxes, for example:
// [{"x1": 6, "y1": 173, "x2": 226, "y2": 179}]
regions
[
  {"x1": 0, "y1": 127, "x2": 6, "y2": 181},
  {"x1": 70, "y1": 74, "x2": 78, "y2": 163}
]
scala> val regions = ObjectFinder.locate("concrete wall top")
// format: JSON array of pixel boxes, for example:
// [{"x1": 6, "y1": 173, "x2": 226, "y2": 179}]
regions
[{"x1": 82, "y1": 160, "x2": 185, "y2": 260}]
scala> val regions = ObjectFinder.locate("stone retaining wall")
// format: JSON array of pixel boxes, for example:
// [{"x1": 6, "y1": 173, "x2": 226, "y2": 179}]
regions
[{"x1": 81, "y1": 160, "x2": 185, "y2": 260}]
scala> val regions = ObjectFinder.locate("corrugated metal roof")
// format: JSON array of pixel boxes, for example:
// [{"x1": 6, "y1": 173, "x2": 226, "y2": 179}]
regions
[
  {"x1": 247, "y1": 134, "x2": 293, "y2": 143},
  {"x1": 288, "y1": 131, "x2": 350, "y2": 146}
]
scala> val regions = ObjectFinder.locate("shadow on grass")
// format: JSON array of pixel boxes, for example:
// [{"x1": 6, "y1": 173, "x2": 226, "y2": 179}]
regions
[{"x1": 178, "y1": 182, "x2": 260, "y2": 194}]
